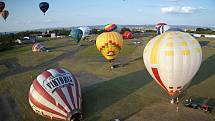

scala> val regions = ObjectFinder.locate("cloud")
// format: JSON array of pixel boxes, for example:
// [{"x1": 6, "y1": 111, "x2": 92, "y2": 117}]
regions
[{"x1": 161, "y1": 6, "x2": 205, "y2": 14}]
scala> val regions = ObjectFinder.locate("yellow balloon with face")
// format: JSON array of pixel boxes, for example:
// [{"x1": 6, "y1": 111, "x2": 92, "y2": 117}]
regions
[{"x1": 96, "y1": 32, "x2": 123, "y2": 61}]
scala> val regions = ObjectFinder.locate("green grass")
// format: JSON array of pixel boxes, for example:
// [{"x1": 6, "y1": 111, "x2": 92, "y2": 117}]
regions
[
  {"x1": 0, "y1": 70, "x2": 51, "y2": 121},
  {"x1": 0, "y1": 37, "x2": 78, "y2": 67},
  {"x1": 0, "y1": 65, "x2": 8, "y2": 74},
  {"x1": 59, "y1": 43, "x2": 143, "y2": 79},
  {"x1": 0, "y1": 36, "x2": 214, "y2": 121},
  {"x1": 76, "y1": 40, "x2": 136, "y2": 58}
]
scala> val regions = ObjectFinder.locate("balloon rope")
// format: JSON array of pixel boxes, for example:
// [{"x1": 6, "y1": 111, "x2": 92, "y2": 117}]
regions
[{"x1": 109, "y1": 59, "x2": 113, "y2": 69}]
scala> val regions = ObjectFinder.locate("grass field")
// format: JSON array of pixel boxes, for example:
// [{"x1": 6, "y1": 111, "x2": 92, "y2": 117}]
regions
[{"x1": 0, "y1": 35, "x2": 214, "y2": 121}]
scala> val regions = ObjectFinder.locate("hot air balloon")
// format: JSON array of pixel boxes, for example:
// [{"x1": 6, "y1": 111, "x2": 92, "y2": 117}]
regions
[
  {"x1": 0, "y1": 1, "x2": 5, "y2": 12},
  {"x1": 39, "y1": 2, "x2": 49, "y2": 15},
  {"x1": 29, "y1": 68, "x2": 82, "y2": 121},
  {"x1": 143, "y1": 31, "x2": 202, "y2": 96},
  {"x1": 70, "y1": 29, "x2": 83, "y2": 44},
  {"x1": 155, "y1": 23, "x2": 170, "y2": 35},
  {"x1": 77, "y1": 27, "x2": 90, "y2": 38},
  {"x1": 2, "y1": 10, "x2": 9, "y2": 21},
  {"x1": 157, "y1": 25, "x2": 170, "y2": 35},
  {"x1": 32, "y1": 43, "x2": 47, "y2": 52},
  {"x1": 155, "y1": 23, "x2": 167, "y2": 29},
  {"x1": 96, "y1": 32, "x2": 123, "y2": 62},
  {"x1": 122, "y1": 31, "x2": 133, "y2": 39},
  {"x1": 104, "y1": 24, "x2": 117, "y2": 32}
]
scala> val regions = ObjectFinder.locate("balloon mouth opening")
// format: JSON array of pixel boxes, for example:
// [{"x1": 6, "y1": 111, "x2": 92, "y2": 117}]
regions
[
  {"x1": 67, "y1": 110, "x2": 82, "y2": 121},
  {"x1": 168, "y1": 92, "x2": 176, "y2": 96},
  {"x1": 107, "y1": 51, "x2": 115, "y2": 56}
]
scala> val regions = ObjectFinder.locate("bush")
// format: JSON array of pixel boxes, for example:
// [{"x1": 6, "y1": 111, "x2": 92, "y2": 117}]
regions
[
  {"x1": 89, "y1": 28, "x2": 105, "y2": 35},
  {"x1": 120, "y1": 27, "x2": 131, "y2": 34},
  {"x1": 0, "y1": 33, "x2": 16, "y2": 51}
]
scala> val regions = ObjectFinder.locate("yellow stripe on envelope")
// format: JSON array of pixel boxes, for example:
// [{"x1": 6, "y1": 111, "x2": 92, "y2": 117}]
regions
[
  {"x1": 150, "y1": 34, "x2": 165, "y2": 64},
  {"x1": 165, "y1": 51, "x2": 174, "y2": 56},
  {"x1": 182, "y1": 50, "x2": 190, "y2": 55}
]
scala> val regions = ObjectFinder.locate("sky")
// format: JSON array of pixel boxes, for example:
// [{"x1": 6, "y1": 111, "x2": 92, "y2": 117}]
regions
[{"x1": 0, "y1": 0, "x2": 215, "y2": 32}]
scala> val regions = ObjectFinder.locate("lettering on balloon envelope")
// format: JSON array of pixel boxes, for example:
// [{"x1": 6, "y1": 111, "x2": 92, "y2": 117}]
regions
[{"x1": 43, "y1": 73, "x2": 74, "y2": 93}]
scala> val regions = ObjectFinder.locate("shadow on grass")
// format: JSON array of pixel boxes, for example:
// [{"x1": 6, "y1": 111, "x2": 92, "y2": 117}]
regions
[
  {"x1": 0, "y1": 91, "x2": 21, "y2": 121},
  {"x1": 199, "y1": 41, "x2": 209, "y2": 47},
  {"x1": 47, "y1": 44, "x2": 72, "y2": 50},
  {"x1": 82, "y1": 69, "x2": 152, "y2": 120},
  {"x1": 191, "y1": 54, "x2": 215, "y2": 86},
  {"x1": 189, "y1": 96, "x2": 215, "y2": 114},
  {"x1": 122, "y1": 57, "x2": 142, "y2": 67}
]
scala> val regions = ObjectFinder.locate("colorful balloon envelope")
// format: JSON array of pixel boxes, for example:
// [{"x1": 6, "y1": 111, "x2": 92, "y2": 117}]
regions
[
  {"x1": 32, "y1": 43, "x2": 46, "y2": 52},
  {"x1": 143, "y1": 31, "x2": 202, "y2": 96},
  {"x1": 2, "y1": 10, "x2": 9, "y2": 21},
  {"x1": 104, "y1": 24, "x2": 117, "y2": 32},
  {"x1": 155, "y1": 23, "x2": 167, "y2": 29},
  {"x1": 39, "y1": 2, "x2": 49, "y2": 15},
  {"x1": 0, "y1": 1, "x2": 5, "y2": 12},
  {"x1": 157, "y1": 25, "x2": 170, "y2": 35},
  {"x1": 29, "y1": 68, "x2": 82, "y2": 121},
  {"x1": 96, "y1": 32, "x2": 123, "y2": 61},
  {"x1": 70, "y1": 29, "x2": 83, "y2": 43},
  {"x1": 77, "y1": 27, "x2": 90, "y2": 38},
  {"x1": 122, "y1": 31, "x2": 133, "y2": 39}
]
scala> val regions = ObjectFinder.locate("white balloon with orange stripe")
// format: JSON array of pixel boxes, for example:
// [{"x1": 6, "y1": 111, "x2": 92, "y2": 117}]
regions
[
  {"x1": 29, "y1": 68, "x2": 82, "y2": 121},
  {"x1": 143, "y1": 31, "x2": 202, "y2": 96}
]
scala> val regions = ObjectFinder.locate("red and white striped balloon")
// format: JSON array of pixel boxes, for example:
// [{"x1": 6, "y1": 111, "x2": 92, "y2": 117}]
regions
[
  {"x1": 32, "y1": 43, "x2": 46, "y2": 52},
  {"x1": 29, "y1": 68, "x2": 82, "y2": 121}
]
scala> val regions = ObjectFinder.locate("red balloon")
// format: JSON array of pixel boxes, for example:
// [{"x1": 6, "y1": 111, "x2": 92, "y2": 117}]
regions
[
  {"x1": 2, "y1": 10, "x2": 9, "y2": 21},
  {"x1": 122, "y1": 31, "x2": 133, "y2": 39}
]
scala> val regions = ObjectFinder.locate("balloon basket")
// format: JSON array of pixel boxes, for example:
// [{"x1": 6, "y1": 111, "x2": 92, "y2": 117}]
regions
[{"x1": 66, "y1": 110, "x2": 82, "y2": 121}]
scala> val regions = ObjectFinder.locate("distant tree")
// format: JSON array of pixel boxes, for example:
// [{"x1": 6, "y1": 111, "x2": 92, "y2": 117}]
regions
[
  {"x1": 50, "y1": 29, "x2": 70, "y2": 36},
  {"x1": 89, "y1": 28, "x2": 104, "y2": 34},
  {"x1": 120, "y1": 27, "x2": 131, "y2": 34},
  {"x1": 196, "y1": 28, "x2": 205, "y2": 31},
  {"x1": 196, "y1": 28, "x2": 212, "y2": 32},
  {"x1": 0, "y1": 33, "x2": 16, "y2": 51}
]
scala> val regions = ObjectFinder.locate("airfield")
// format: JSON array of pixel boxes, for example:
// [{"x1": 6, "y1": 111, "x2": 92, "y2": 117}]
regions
[{"x1": 0, "y1": 33, "x2": 215, "y2": 121}]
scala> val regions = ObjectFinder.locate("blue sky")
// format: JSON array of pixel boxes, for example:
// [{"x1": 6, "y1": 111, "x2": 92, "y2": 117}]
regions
[{"x1": 0, "y1": 0, "x2": 215, "y2": 32}]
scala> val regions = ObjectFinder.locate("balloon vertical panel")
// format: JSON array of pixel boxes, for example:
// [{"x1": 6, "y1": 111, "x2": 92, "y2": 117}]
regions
[{"x1": 143, "y1": 32, "x2": 202, "y2": 96}]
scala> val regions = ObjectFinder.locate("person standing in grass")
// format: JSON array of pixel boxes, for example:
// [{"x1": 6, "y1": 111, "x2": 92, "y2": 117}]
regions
[{"x1": 176, "y1": 97, "x2": 179, "y2": 112}]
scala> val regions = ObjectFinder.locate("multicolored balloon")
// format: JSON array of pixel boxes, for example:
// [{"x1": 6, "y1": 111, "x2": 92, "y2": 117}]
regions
[
  {"x1": 39, "y1": 2, "x2": 49, "y2": 15},
  {"x1": 122, "y1": 31, "x2": 133, "y2": 39},
  {"x1": 29, "y1": 68, "x2": 82, "y2": 121},
  {"x1": 104, "y1": 24, "x2": 117, "y2": 32},
  {"x1": 32, "y1": 43, "x2": 46, "y2": 52},
  {"x1": 155, "y1": 23, "x2": 170, "y2": 35},
  {"x1": 2, "y1": 10, "x2": 9, "y2": 21},
  {"x1": 157, "y1": 25, "x2": 170, "y2": 35},
  {"x1": 96, "y1": 32, "x2": 123, "y2": 61},
  {"x1": 70, "y1": 29, "x2": 83, "y2": 43},
  {"x1": 155, "y1": 23, "x2": 167, "y2": 29},
  {"x1": 0, "y1": 1, "x2": 5, "y2": 12},
  {"x1": 143, "y1": 31, "x2": 202, "y2": 96},
  {"x1": 77, "y1": 27, "x2": 90, "y2": 38}
]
